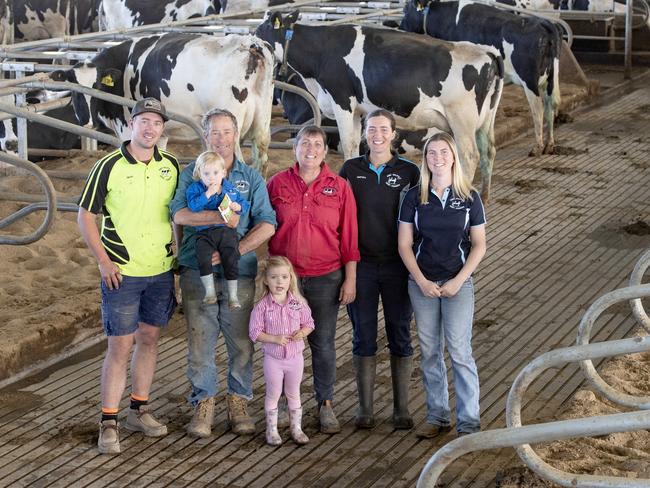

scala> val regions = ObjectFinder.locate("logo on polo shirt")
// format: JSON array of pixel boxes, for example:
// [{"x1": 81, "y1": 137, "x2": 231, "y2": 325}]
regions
[
  {"x1": 288, "y1": 300, "x2": 302, "y2": 311},
  {"x1": 322, "y1": 187, "x2": 337, "y2": 196},
  {"x1": 234, "y1": 179, "x2": 250, "y2": 194},
  {"x1": 385, "y1": 173, "x2": 401, "y2": 188},
  {"x1": 159, "y1": 167, "x2": 172, "y2": 180},
  {"x1": 449, "y1": 198, "x2": 465, "y2": 210}
]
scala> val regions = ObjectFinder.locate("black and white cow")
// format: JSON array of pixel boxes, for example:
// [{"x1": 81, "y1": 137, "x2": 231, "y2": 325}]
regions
[
  {"x1": 13, "y1": 0, "x2": 98, "y2": 41},
  {"x1": 256, "y1": 11, "x2": 504, "y2": 201},
  {"x1": 46, "y1": 32, "x2": 275, "y2": 171},
  {"x1": 23, "y1": 104, "x2": 81, "y2": 160},
  {"x1": 225, "y1": 0, "x2": 294, "y2": 13},
  {"x1": 98, "y1": 0, "x2": 223, "y2": 30},
  {"x1": 276, "y1": 67, "x2": 438, "y2": 154},
  {"x1": 0, "y1": 96, "x2": 18, "y2": 153},
  {"x1": 401, "y1": 0, "x2": 562, "y2": 156}
]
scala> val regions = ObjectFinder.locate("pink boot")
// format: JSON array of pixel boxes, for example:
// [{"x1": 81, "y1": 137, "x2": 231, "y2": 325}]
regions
[
  {"x1": 290, "y1": 408, "x2": 309, "y2": 445},
  {"x1": 265, "y1": 409, "x2": 282, "y2": 446}
]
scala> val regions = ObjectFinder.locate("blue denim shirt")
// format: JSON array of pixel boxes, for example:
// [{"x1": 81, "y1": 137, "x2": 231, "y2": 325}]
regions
[{"x1": 170, "y1": 159, "x2": 276, "y2": 278}]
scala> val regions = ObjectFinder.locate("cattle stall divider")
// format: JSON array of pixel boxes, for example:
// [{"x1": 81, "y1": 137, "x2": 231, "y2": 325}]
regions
[
  {"x1": 475, "y1": 0, "x2": 649, "y2": 77},
  {"x1": 0, "y1": 151, "x2": 57, "y2": 245},
  {"x1": 417, "y1": 249, "x2": 650, "y2": 487}
]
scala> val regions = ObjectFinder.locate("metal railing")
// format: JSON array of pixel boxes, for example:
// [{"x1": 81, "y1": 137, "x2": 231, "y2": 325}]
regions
[
  {"x1": 0, "y1": 152, "x2": 58, "y2": 245},
  {"x1": 417, "y1": 249, "x2": 650, "y2": 487}
]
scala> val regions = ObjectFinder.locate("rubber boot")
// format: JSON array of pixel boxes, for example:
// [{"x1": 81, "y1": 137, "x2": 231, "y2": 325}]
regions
[
  {"x1": 226, "y1": 279, "x2": 241, "y2": 309},
  {"x1": 289, "y1": 407, "x2": 309, "y2": 445},
  {"x1": 353, "y1": 355, "x2": 376, "y2": 429},
  {"x1": 200, "y1": 275, "x2": 217, "y2": 304},
  {"x1": 390, "y1": 355, "x2": 414, "y2": 429},
  {"x1": 265, "y1": 409, "x2": 282, "y2": 446}
]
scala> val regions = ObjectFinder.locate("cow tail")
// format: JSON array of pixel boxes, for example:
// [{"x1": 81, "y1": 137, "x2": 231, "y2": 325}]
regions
[
  {"x1": 542, "y1": 20, "x2": 562, "y2": 111},
  {"x1": 489, "y1": 51, "x2": 504, "y2": 113}
]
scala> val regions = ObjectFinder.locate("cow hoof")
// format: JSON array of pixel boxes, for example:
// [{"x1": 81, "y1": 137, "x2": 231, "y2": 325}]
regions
[
  {"x1": 543, "y1": 144, "x2": 555, "y2": 155},
  {"x1": 528, "y1": 146, "x2": 542, "y2": 157}
]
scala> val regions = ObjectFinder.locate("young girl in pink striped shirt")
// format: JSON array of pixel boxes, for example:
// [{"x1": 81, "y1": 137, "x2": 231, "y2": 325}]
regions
[{"x1": 249, "y1": 256, "x2": 315, "y2": 446}]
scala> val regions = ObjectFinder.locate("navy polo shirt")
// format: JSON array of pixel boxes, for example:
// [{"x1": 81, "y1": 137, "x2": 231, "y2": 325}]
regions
[
  {"x1": 340, "y1": 153, "x2": 420, "y2": 263},
  {"x1": 398, "y1": 185, "x2": 486, "y2": 281}
]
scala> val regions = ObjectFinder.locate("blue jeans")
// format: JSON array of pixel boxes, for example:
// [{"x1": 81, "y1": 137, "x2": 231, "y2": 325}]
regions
[
  {"x1": 180, "y1": 267, "x2": 255, "y2": 406},
  {"x1": 347, "y1": 260, "x2": 413, "y2": 357},
  {"x1": 298, "y1": 269, "x2": 343, "y2": 404},
  {"x1": 408, "y1": 277, "x2": 480, "y2": 433}
]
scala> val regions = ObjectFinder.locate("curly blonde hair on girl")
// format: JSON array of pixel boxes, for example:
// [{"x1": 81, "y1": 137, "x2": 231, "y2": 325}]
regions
[{"x1": 259, "y1": 256, "x2": 305, "y2": 303}]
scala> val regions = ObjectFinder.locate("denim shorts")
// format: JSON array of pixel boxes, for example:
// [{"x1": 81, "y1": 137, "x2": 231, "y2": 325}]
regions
[{"x1": 101, "y1": 270, "x2": 177, "y2": 336}]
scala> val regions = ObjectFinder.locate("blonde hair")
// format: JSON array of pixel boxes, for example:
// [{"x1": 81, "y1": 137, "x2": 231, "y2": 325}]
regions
[
  {"x1": 192, "y1": 151, "x2": 225, "y2": 181},
  {"x1": 259, "y1": 256, "x2": 305, "y2": 303},
  {"x1": 419, "y1": 132, "x2": 475, "y2": 204}
]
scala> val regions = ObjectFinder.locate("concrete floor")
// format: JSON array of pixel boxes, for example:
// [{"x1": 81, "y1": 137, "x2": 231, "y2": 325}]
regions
[{"x1": 0, "y1": 77, "x2": 649, "y2": 487}]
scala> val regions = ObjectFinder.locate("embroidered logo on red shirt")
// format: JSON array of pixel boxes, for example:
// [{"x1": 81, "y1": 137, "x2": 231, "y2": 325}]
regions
[
  {"x1": 288, "y1": 300, "x2": 302, "y2": 311},
  {"x1": 322, "y1": 187, "x2": 337, "y2": 195}
]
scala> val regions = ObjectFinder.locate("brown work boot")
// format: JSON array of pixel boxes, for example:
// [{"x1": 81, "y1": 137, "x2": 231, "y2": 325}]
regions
[
  {"x1": 187, "y1": 397, "x2": 215, "y2": 438},
  {"x1": 226, "y1": 394, "x2": 255, "y2": 435},
  {"x1": 98, "y1": 419, "x2": 120, "y2": 454},
  {"x1": 124, "y1": 406, "x2": 167, "y2": 437},
  {"x1": 415, "y1": 423, "x2": 452, "y2": 439}
]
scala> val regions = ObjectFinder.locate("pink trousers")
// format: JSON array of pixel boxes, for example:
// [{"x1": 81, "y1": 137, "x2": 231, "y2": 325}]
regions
[{"x1": 263, "y1": 354, "x2": 304, "y2": 410}]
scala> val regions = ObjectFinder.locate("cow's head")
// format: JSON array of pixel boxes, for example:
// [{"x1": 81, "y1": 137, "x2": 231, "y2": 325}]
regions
[
  {"x1": 255, "y1": 10, "x2": 299, "y2": 63},
  {"x1": 400, "y1": 0, "x2": 430, "y2": 34}
]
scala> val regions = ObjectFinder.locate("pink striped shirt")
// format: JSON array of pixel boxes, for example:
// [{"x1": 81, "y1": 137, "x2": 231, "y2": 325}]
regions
[{"x1": 249, "y1": 292, "x2": 315, "y2": 360}]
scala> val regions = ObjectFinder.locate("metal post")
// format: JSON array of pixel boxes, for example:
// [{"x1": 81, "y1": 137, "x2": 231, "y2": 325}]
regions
[
  {"x1": 15, "y1": 70, "x2": 28, "y2": 160},
  {"x1": 624, "y1": 0, "x2": 633, "y2": 79},
  {"x1": 81, "y1": 137, "x2": 98, "y2": 151}
]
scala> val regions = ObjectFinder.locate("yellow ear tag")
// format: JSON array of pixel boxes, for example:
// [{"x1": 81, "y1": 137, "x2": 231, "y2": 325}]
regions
[
  {"x1": 101, "y1": 74, "x2": 114, "y2": 87},
  {"x1": 273, "y1": 17, "x2": 281, "y2": 29}
]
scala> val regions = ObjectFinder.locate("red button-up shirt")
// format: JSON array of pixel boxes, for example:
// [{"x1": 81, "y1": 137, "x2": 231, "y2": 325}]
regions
[{"x1": 267, "y1": 163, "x2": 360, "y2": 277}]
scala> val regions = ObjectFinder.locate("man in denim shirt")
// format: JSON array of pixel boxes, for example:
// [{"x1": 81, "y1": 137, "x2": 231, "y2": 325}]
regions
[{"x1": 169, "y1": 108, "x2": 276, "y2": 437}]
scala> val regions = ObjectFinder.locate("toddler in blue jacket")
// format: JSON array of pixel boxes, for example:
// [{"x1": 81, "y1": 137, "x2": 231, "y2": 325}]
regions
[{"x1": 186, "y1": 151, "x2": 250, "y2": 308}]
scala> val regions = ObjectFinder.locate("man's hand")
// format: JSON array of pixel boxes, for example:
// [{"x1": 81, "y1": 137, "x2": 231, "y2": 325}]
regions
[
  {"x1": 99, "y1": 260, "x2": 122, "y2": 289},
  {"x1": 225, "y1": 212, "x2": 240, "y2": 229}
]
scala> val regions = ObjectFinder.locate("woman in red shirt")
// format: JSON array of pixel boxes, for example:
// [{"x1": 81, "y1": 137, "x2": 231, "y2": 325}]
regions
[{"x1": 267, "y1": 125, "x2": 360, "y2": 434}]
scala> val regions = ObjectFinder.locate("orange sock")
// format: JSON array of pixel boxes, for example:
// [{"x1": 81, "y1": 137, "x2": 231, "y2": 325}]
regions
[
  {"x1": 130, "y1": 394, "x2": 148, "y2": 411},
  {"x1": 101, "y1": 407, "x2": 118, "y2": 422}
]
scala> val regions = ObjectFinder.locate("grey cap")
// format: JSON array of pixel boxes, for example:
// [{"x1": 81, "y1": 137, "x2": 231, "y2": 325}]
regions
[{"x1": 130, "y1": 97, "x2": 169, "y2": 122}]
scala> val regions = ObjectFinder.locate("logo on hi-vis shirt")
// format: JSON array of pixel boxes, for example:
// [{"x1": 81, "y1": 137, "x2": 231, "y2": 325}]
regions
[
  {"x1": 385, "y1": 173, "x2": 401, "y2": 188},
  {"x1": 159, "y1": 167, "x2": 172, "y2": 180},
  {"x1": 322, "y1": 187, "x2": 337, "y2": 196},
  {"x1": 449, "y1": 198, "x2": 465, "y2": 210}
]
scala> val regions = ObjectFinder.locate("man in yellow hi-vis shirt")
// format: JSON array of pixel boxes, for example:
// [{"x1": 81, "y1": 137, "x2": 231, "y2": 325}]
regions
[{"x1": 77, "y1": 98, "x2": 180, "y2": 454}]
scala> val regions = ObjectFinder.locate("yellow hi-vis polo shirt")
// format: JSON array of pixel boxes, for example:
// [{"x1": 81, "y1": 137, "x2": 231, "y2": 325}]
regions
[{"x1": 79, "y1": 142, "x2": 180, "y2": 277}]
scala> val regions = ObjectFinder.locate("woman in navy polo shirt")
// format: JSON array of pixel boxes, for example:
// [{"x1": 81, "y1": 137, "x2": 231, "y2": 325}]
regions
[{"x1": 397, "y1": 132, "x2": 487, "y2": 438}]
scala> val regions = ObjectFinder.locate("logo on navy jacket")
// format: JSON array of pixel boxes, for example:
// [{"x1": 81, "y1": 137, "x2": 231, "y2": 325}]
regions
[
  {"x1": 385, "y1": 173, "x2": 402, "y2": 188},
  {"x1": 234, "y1": 180, "x2": 250, "y2": 194},
  {"x1": 322, "y1": 187, "x2": 337, "y2": 196},
  {"x1": 449, "y1": 198, "x2": 466, "y2": 210}
]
